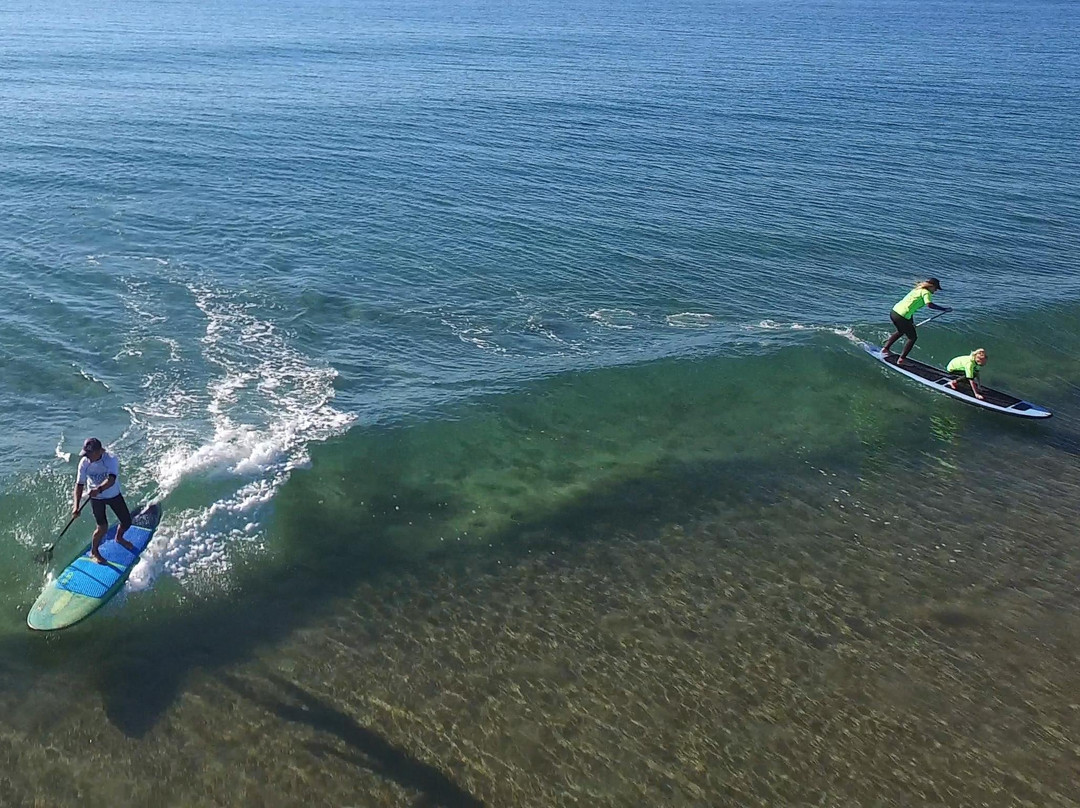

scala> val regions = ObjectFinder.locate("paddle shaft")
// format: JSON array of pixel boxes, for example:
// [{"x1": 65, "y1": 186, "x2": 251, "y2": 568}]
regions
[
  {"x1": 915, "y1": 309, "x2": 950, "y2": 327},
  {"x1": 40, "y1": 497, "x2": 89, "y2": 557}
]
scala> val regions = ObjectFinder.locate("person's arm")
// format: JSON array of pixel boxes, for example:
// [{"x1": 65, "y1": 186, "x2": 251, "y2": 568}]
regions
[
  {"x1": 73, "y1": 459, "x2": 87, "y2": 516},
  {"x1": 94, "y1": 475, "x2": 117, "y2": 496},
  {"x1": 923, "y1": 287, "x2": 950, "y2": 313},
  {"x1": 104, "y1": 454, "x2": 119, "y2": 495},
  {"x1": 969, "y1": 377, "x2": 984, "y2": 400}
]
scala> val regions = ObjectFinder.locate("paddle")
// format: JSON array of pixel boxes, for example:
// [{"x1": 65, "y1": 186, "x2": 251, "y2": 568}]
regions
[
  {"x1": 35, "y1": 498, "x2": 89, "y2": 565},
  {"x1": 915, "y1": 308, "x2": 952, "y2": 327}
]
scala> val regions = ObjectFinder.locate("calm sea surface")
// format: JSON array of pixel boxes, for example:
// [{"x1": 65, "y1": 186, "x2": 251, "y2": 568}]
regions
[{"x1": 1, "y1": 0, "x2": 1079, "y2": 804}]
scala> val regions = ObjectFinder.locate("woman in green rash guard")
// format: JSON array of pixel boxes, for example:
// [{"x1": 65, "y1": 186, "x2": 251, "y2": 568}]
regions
[
  {"x1": 881, "y1": 278, "x2": 952, "y2": 364},
  {"x1": 947, "y1": 348, "x2": 988, "y2": 400}
]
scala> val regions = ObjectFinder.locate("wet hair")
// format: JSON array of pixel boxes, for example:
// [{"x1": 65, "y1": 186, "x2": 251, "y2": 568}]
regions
[{"x1": 916, "y1": 280, "x2": 939, "y2": 291}]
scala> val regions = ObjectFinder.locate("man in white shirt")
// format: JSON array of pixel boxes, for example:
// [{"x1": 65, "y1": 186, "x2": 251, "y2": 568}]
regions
[{"x1": 73, "y1": 437, "x2": 136, "y2": 564}]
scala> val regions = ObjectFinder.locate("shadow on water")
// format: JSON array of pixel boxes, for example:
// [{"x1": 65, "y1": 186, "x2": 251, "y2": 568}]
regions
[
  {"x1": 86, "y1": 448, "x2": 807, "y2": 737},
  {"x1": 1, "y1": 340, "x2": 992, "y2": 734},
  {"x1": 223, "y1": 672, "x2": 485, "y2": 808}
]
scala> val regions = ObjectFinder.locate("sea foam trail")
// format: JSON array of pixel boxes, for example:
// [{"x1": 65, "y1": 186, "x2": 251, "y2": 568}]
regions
[
  {"x1": 748, "y1": 319, "x2": 860, "y2": 345},
  {"x1": 124, "y1": 278, "x2": 355, "y2": 591}
]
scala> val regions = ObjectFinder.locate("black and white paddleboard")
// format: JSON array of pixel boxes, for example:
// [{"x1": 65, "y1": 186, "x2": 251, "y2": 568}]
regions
[{"x1": 864, "y1": 343, "x2": 1052, "y2": 419}]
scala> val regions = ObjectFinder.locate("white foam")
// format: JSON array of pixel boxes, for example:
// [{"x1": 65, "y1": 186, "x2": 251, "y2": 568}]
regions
[
  {"x1": 665, "y1": 312, "x2": 715, "y2": 329},
  {"x1": 54, "y1": 434, "x2": 71, "y2": 463},
  {"x1": 123, "y1": 281, "x2": 356, "y2": 591},
  {"x1": 753, "y1": 319, "x2": 803, "y2": 331},
  {"x1": 750, "y1": 320, "x2": 857, "y2": 341},
  {"x1": 524, "y1": 314, "x2": 566, "y2": 344},
  {"x1": 159, "y1": 337, "x2": 182, "y2": 363},
  {"x1": 587, "y1": 308, "x2": 637, "y2": 329},
  {"x1": 832, "y1": 326, "x2": 861, "y2": 345},
  {"x1": 12, "y1": 523, "x2": 36, "y2": 550},
  {"x1": 74, "y1": 365, "x2": 111, "y2": 390},
  {"x1": 441, "y1": 317, "x2": 506, "y2": 353},
  {"x1": 130, "y1": 478, "x2": 277, "y2": 589}
]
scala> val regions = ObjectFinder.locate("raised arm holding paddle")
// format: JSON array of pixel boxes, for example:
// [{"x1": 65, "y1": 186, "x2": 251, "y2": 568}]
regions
[{"x1": 881, "y1": 278, "x2": 952, "y2": 364}]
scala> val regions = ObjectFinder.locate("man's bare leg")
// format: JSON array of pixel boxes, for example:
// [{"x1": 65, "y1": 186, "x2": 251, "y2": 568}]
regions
[
  {"x1": 91, "y1": 524, "x2": 108, "y2": 563},
  {"x1": 115, "y1": 524, "x2": 137, "y2": 554}
]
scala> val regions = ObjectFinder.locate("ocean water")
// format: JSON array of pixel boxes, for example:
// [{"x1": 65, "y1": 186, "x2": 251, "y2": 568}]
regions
[{"x1": 1, "y1": 0, "x2": 1080, "y2": 804}]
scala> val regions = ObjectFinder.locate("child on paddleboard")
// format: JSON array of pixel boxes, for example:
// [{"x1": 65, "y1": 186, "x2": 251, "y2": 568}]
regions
[
  {"x1": 72, "y1": 437, "x2": 136, "y2": 564},
  {"x1": 881, "y1": 278, "x2": 952, "y2": 364},
  {"x1": 946, "y1": 348, "x2": 988, "y2": 401}
]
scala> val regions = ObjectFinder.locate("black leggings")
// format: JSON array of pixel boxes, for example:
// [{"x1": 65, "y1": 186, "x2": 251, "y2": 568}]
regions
[
  {"x1": 889, "y1": 310, "x2": 917, "y2": 341},
  {"x1": 91, "y1": 494, "x2": 132, "y2": 528},
  {"x1": 949, "y1": 372, "x2": 974, "y2": 391}
]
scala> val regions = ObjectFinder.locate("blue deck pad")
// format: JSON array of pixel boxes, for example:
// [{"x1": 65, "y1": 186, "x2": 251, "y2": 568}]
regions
[{"x1": 56, "y1": 524, "x2": 154, "y2": 598}]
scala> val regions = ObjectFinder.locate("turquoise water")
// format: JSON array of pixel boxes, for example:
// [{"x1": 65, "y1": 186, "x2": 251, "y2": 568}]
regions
[{"x1": 2, "y1": 0, "x2": 1080, "y2": 803}]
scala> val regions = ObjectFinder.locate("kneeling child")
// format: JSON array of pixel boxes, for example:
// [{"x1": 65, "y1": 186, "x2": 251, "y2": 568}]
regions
[{"x1": 946, "y1": 348, "x2": 987, "y2": 401}]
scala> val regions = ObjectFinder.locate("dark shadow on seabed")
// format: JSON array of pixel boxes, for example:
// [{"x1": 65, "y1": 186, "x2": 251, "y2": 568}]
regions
[
  {"x1": 100, "y1": 449, "x2": 812, "y2": 736},
  {"x1": 223, "y1": 672, "x2": 485, "y2": 808},
  {"x1": 5, "y1": 344, "x2": 944, "y2": 734},
  {"x1": 63, "y1": 412, "x2": 1079, "y2": 740},
  {"x1": 14, "y1": 436, "x2": 824, "y2": 739}
]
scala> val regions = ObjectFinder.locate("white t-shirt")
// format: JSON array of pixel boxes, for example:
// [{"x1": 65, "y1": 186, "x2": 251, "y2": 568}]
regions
[{"x1": 77, "y1": 451, "x2": 122, "y2": 500}]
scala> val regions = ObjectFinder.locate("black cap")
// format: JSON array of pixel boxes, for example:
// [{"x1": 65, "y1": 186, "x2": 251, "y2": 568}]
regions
[
  {"x1": 927, "y1": 277, "x2": 943, "y2": 291},
  {"x1": 80, "y1": 437, "x2": 103, "y2": 457}
]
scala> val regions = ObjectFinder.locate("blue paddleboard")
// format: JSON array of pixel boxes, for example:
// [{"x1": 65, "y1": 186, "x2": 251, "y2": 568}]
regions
[{"x1": 27, "y1": 502, "x2": 162, "y2": 631}]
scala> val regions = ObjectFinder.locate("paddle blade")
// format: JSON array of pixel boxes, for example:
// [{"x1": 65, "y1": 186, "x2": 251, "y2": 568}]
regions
[{"x1": 36, "y1": 504, "x2": 86, "y2": 564}]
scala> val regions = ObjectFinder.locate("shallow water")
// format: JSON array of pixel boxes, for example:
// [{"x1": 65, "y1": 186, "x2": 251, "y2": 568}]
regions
[
  {"x1": 4, "y1": 327, "x2": 1080, "y2": 804},
  {"x1": 5, "y1": 414, "x2": 1080, "y2": 806}
]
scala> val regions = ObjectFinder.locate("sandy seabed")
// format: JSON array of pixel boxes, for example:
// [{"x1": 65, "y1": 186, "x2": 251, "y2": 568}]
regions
[{"x1": 4, "y1": 440, "x2": 1080, "y2": 808}]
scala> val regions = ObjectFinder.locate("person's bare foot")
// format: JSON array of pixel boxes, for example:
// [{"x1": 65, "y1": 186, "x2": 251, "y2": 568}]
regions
[
  {"x1": 896, "y1": 357, "x2": 905, "y2": 365},
  {"x1": 91, "y1": 553, "x2": 108, "y2": 565},
  {"x1": 117, "y1": 538, "x2": 137, "y2": 554},
  {"x1": 948, "y1": 381, "x2": 959, "y2": 390}
]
